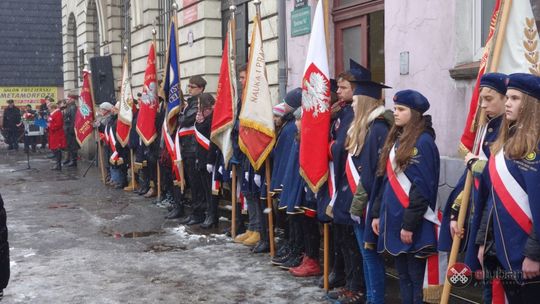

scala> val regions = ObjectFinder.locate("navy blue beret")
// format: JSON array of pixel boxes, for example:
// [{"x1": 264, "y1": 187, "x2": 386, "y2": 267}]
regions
[
  {"x1": 507, "y1": 73, "x2": 540, "y2": 100},
  {"x1": 353, "y1": 81, "x2": 391, "y2": 100},
  {"x1": 349, "y1": 59, "x2": 371, "y2": 82},
  {"x1": 393, "y1": 89, "x2": 430, "y2": 114},
  {"x1": 283, "y1": 87, "x2": 303, "y2": 109},
  {"x1": 480, "y1": 73, "x2": 508, "y2": 95}
]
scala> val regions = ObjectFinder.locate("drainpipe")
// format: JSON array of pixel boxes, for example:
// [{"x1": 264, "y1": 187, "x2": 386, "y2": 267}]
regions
[{"x1": 277, "y1": 0, "x2": 288, "y2": 100}]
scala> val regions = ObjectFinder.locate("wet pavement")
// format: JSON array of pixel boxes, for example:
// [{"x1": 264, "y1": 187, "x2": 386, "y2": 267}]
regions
[
  {"x1": 0, "y1": 148, "x2": 327, "y2": 304},
  {"x1": 0, "y1": 146, "x2": 480, "y2": 303}
]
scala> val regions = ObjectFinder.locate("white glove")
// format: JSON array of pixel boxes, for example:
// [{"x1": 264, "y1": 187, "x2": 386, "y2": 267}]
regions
[
  {"x1": 206, "y1": 164, "x2": 214, "y2": 174},
  {"x1": 350, "y1": 214, "x2": 361, "y2": 224},
  {"x1": 244, "y1": 172, "x2": 249, "y2": 181},
  {"x1": 254, "y1": 174, "x2": 262, "y2": 187}
]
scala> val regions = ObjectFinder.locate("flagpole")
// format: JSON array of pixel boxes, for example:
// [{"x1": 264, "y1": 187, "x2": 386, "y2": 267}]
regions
[
  {"x1": 253, "y1": 0, "x2": 276, "y2": 258},
  {"x1": 440, "y1": 1, "x2": 511, "y2": 303},
  {"x1": 322, "y1": 0, "x2": 331, "y2": 292},
  {"x1": 229, "y1": 2, "x2": 238, "y2": 240},
  {"x1": 87, "y1": 67, "x2": 107, "y2": 184},
  {"x1": 171, "y1": 3, "x2": 186, "y2": 193}
]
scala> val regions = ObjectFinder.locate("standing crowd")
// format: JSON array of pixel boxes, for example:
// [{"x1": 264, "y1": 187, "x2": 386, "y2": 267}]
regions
[{"x1": 2, "y1": 59, "x2": 540, "y2": 304}]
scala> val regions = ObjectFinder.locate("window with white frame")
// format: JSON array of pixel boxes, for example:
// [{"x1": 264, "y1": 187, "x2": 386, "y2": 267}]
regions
[{"x1": 473, "y1": 0, "x2": 496, "y2": 60}]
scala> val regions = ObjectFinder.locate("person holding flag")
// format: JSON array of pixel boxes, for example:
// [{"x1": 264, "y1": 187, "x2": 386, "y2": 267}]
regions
[
  {"x1": 475, "y1": 73, "x2": 540, "y2": 302},
  {"x1": 438, "y1": 73, "x2": 508, "y2": 302},
  {"x1": 177, "y1": 76, "x2": 207, "y2": 225},
  {"x1": 324, "y1": 60, "x2": 371, "y2": 303}
]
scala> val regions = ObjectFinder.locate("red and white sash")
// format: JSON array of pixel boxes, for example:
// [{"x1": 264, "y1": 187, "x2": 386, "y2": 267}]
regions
[
  {"x1": 345, "y1": 153, "x2": 360, "y2": 194},
  {"x1": 107, "y1": 126, "x2": 120, "y2": 163},
  {"x1": 161, "y1": 121, "x2": 181, "y2": 182},
  {"x1": 194, "y1": 125, "x2": 210, "y2": 150},
  {"x1": 489, "y1": 150, "x2": 532, "y2": 234},
  {"x1": 178, "y1": 126, "x2": 195, "y2": 137},
  {"x1": 385, "y1": 144, "x2": 439, "y2": 225}
]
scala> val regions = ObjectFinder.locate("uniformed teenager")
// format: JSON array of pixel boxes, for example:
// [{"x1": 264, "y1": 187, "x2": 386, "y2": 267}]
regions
[
  {"x1": 347, "y1": 80, "x2": 392, "y2": 304},
  {"x1": 326, "y1": 60, "x2": 371, "y2": 303},
  {"x1": 193, "y1": 93, "x2": 216, "y2": 228},
  {"x1": 476, "y1": 73, "x2": 540, "y2": 303},
  {"x1": 178, "y1": 76, "x2": 207, "y2": 225},
  {"x1": 371, "y1": 90, "x2": 440, "y2": 304},
  {"x1": 438, "y1": 73, "x2": 508, "y2": 302},
  {"x1": 289, "y1": 109, "x2": 322, "y2": 277},
  {"x1": 267, "y1": 89, "x2": 303, "y2": 260}
]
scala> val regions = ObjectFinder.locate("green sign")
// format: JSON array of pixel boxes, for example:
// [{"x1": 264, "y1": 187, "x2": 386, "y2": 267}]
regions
[{"x1": 291, "y1": 5, "x2": 311, "y2": 37}]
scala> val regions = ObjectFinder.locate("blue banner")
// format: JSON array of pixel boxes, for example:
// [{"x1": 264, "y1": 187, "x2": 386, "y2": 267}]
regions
[{"x1": 163, "y1": 20, "x2": 181, "y2": 132}]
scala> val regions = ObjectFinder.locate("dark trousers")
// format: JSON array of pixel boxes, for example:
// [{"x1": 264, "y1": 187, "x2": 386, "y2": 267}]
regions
[
  {"x1": 184, "y1": 157, "x2": 204, "y2": 217},
  {"x1": 332, "y1": 224, "x2": 345, "y2": 278},
  {"x1": 394, "y1": 253, "x2": 426, "y2": 304},
  {"x1": 301, "y1": 215, "x2": 320, "y2": 259},
  {"x1": 259, "y1": 199, "x2": 269, "y2": 242},
  {"x1": 334, "y1": 223, "x2": 364, "y2": 293},
  {"x1": 289, "y1": 215, "x2": 305, "y2": 255},
  {"x1": 6, "y1": 129, "x2": 18, "y2": 149},
  {"x1": 23, "y1": 135, "x2": 37, "y2": 152},
  {"x1": 198, "y1": 167, "x2": 212, "y2": 217}
]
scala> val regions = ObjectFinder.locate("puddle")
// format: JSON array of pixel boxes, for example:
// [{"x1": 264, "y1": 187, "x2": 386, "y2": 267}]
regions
[
  {"x1": 101, "y1": 229, "x2": 163, "y2": 239},
  {"x1": 145, "y1": 243, "x2": 187, "y2": 252}
]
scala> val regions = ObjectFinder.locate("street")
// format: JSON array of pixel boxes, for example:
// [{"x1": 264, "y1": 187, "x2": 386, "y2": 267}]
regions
[{"x1": 0, "y1": 149, "x2": 326, "y2": 304}]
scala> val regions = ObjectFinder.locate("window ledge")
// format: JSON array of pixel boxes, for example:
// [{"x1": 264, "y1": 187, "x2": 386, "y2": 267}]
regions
[{"x1": 449, "y1": 61, "x2": 480, "y2": 80}]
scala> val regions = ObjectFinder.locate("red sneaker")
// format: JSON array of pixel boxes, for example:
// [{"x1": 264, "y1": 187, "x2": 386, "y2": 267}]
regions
[{"x1": 289, "y1": 257, "x2": 321, "y2": 277}]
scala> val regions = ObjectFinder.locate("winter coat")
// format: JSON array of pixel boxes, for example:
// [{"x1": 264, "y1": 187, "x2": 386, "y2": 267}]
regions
[
  {"x1": 2, "y1": 106, "x2": 21, "y2": 130},
  {"x1": 0, "y1": 193, "x2": 10, "y2": 290},
  {"x1": 47, "y1": 109, "x2": 66, "y2": 150}
]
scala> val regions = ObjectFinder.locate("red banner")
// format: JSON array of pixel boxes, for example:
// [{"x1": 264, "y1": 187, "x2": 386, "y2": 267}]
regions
[
  {"x1": 136, "y1": 42, "x2": 159, "y2": 146},
  {"x1": 74, "y1": 70, "x2": 95, "y2": 146},
  {"x1": 459, "y1": 0, "x2": 501, "y2": 154},
  {"x1": 211, "y1": 20, "x2": 237, "y2": 166}
]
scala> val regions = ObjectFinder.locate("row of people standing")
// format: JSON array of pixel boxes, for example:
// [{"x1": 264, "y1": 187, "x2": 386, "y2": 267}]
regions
[{"x1": 438, "y1": 73, "x2": 540, "y2": 304}]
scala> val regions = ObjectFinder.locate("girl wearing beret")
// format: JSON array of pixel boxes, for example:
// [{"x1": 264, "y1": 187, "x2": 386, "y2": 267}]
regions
[
  {"x1": 476, "y1": 73, "x2": 540, "y2": 302},
  {"x1": 438, "y1": 73, "x2": 508, "y2": 302},
  {"x1": 371, "y1": 90, "x2": 440, "y2": 304},
  {"x1": 344, "y1": 81, "x2": 392, "y2": 304}
]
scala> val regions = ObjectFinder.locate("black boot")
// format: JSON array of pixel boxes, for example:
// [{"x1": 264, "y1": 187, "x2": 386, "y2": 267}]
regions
[
  {"x1": 251, "y1": 240, "x2": 270, "y2": 254},
  {"x1": 165, "y1": 203, "x2": 184, "y2": 219},
  {"x1": 51, "y1": 150, "x2": 62, "y2": 171},
  {"x1": 200, "y1": 196, "x2": 219, "y2": 229},
  {"x1": 67, "y1": 152, "x2": 78, "y2": 167}
]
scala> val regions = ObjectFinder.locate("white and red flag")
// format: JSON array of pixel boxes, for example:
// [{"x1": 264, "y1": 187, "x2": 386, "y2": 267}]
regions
[
  {"x1": 238, "y1": 15, "x2": 275, "y2": 170},
  {"x1": 460, "y1": 0, "x2": 540, "y2": 153},
  {"x1": 136, "y1": 41, "x2": 159, "y2": 146},
  {"x1": 116, "y1": 56, "x2": 133, "y2": 147},
  {"x1": 299, "y1": 0, "x2": 331, "y2": 193},
  {"x1": 74, "y1": 70, "x2": 95, "y2": 146},
  {"x1": 211, "y1": 19, "x2": 237, "y2": 166}
]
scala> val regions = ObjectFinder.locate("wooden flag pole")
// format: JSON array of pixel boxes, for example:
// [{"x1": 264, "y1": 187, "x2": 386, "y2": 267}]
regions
[
  {"x1": 322, "y1": 0, "x2": 331, "y2": 292},
  {"x1": 323, "y1": 223, "x2": 330, "y2": 291},
  {"x1": 130, "y1": 149, "x2": 135, "y2": 190},
  {"x1": 265, "y1": 159, "x2": 276, "y2": 257},
  {"x1": 440, "y1": 1, "x2": 511, "y2": 303},
  {"x1": 253, "y1": 0, "x2": 276, "y2": 258},
  {"x1": 231, "y1": 164, "x2": 238, "y2": 239},
  {"x1": 157, "y1": 161, "x2": 161, "y2": 200}
]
